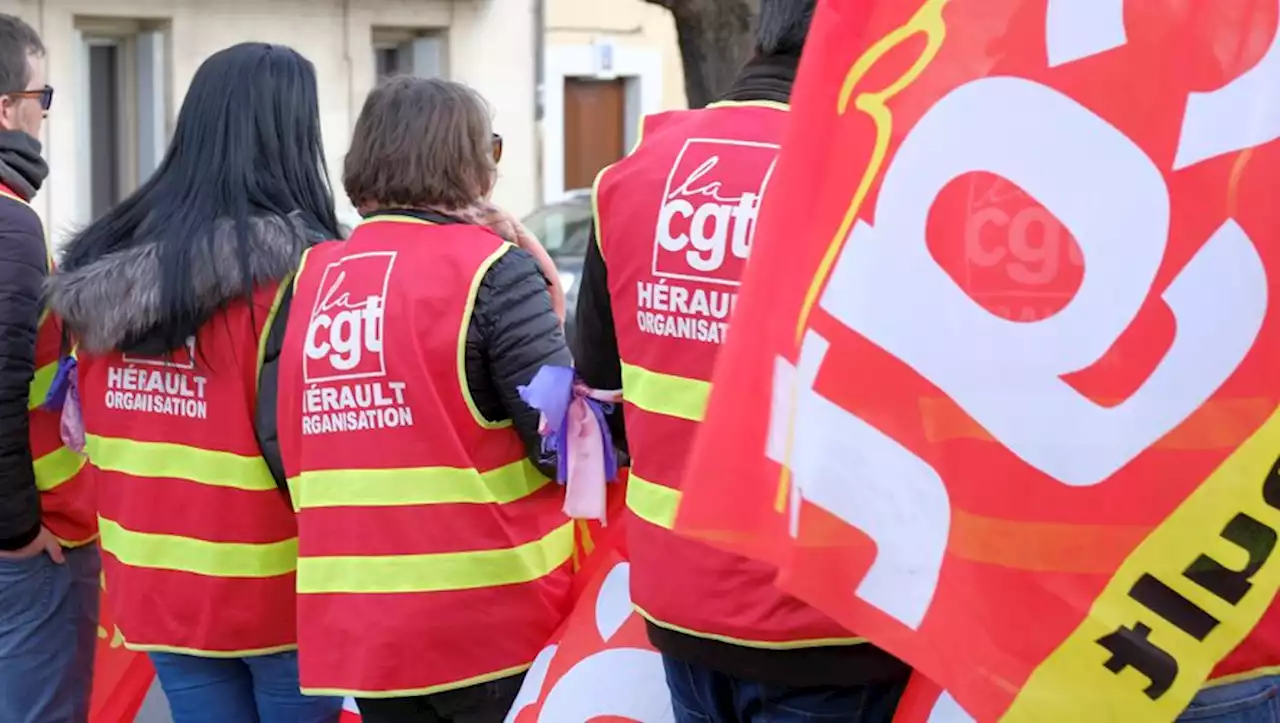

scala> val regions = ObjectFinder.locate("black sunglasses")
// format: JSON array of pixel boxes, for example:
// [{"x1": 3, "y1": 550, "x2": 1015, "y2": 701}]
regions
[
  {"x1": 5, "y1": 85, "x2": 53, "y2": 111},
  {"x1": 492, "y1": 133, "x2": 503, "y2": 164}
]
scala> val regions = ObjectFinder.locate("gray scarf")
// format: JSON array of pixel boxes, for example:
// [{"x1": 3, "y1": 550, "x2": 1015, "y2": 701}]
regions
[{"x1": 0, "y1": 130, "x2": 47, "y2": 200}]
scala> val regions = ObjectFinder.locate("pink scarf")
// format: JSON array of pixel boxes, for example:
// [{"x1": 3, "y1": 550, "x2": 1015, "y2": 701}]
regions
[
  {"x1": 518, "y1": 366, "x2": 622, "y2": 523},
  {"x1": 438, "y1": 202, "x2": 567, "y2": 322},
  {"x1": 558, "y1": 382, "x2": 623, "y2": 521}
]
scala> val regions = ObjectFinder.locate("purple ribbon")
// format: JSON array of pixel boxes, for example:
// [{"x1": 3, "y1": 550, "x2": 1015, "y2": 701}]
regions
[
  {"x1": 518, "y1": 365, "x2": 620, "y2": 485},
  {"x1": 41, "y1": 355, "x2": 77, "y2": 412},
  {"x1": 38, "y1": 355, "x2": 86, "y2": 454}
]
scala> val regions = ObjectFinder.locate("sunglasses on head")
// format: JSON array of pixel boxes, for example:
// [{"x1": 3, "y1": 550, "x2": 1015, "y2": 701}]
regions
[
  {"x1": 492, "y1": 133, "x2": 503, "y2": 164},
  {"x1": 4, "y1": 85, "x2": 53, "y2": 111}
]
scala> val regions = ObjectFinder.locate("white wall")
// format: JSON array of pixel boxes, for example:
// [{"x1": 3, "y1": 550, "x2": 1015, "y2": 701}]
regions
[
  {"x1": 0, "y1": 0, "x2": 538, "y2": 247},
  {"x1": 544, "y1": 0, "x2": 684, "y2": 111},
  {"x1": 542, "y1": 41, "x2": 662, "y2": 202},
  {"x1": 450, "y1": 0, "x2": 539, "y2": 217}
]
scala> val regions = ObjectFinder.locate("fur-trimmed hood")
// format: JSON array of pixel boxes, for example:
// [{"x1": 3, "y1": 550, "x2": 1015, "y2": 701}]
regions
[{"x1": 47, "y1": 215, "x2": 311, "y2": 354}]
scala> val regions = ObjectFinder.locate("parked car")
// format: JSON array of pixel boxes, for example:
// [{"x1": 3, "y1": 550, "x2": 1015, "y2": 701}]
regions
[{"x1": 521, "y1": 190, "x2": 593, "y2": 345}]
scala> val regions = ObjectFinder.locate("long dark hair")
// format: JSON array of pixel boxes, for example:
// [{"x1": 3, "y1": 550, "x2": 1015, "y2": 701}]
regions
[{"x1": 60, "y1": 42, "x2": 340, "y2": 314}]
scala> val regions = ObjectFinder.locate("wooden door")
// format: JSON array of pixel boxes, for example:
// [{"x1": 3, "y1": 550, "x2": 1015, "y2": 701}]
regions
[{"x1": 563, "y1": 78, "x2": 626, "y2": 191}]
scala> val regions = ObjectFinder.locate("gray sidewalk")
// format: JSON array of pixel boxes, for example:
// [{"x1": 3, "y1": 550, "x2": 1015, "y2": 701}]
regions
[{"x1": 134, "y1": 680, "x2": 171, "y2": 723}]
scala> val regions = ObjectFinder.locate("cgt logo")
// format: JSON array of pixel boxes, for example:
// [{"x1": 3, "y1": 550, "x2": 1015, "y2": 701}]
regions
[
  {"x1": 505, "y1": 558, "x2": 673, "y2": 723},
  {"x1": 303, "y1": 251, "x2": 396, "y2": 384},
  {"x1": 653, "y1": 138, "x2": 780, "y2": 286}
]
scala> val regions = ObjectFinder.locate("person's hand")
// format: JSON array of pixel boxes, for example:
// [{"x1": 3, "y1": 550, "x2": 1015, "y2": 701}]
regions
[{"x1": 0, "y1": 526, "x2": 65, "y2": 563}]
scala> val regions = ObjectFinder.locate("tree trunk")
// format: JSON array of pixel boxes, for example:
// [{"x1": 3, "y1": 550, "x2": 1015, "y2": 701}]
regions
[{"x1": 644, "y1": 0, "x2": 759, "y2": 108}]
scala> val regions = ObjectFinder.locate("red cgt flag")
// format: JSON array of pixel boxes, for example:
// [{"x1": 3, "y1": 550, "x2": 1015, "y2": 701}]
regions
[
  {"x1": 90, "y1": 577, "x2": 154, "y2": 723},
  {"x1": 678, "y1": 0, "x2": 1280, "y2": 720},
  {"x1": 505, "y1": 478, "x2": 669, "y2": 722},
  {"x1": 891, "y1": 674, "x2": 970, "y2": 723},
  {"x1": 505, "y1": 546, "x2": 673, "y2": 723}
]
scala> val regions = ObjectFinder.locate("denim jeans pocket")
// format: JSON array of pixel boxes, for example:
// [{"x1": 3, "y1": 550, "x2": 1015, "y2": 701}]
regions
[
  {"x1": 1179, "y1": 677, "x2": 1280, "y2": 721},
  {"x1": 660, "y1": 657, "x2": 716, "y2": 722},
  {"x1": 0, "y1": 554, "x2": 54, "y2": 633}
]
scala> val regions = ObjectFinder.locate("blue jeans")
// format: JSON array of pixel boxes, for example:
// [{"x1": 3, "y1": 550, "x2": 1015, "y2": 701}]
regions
[
  {"x1": 148, "y1": 651, "x2": 342, "y2": 723},
  {"x1": 662, "y1": 655, "x2": 906, "y2": 723},
  {"x1": 1179, "y1": 675, "x2": 1280, "y2": 722},
  {"x1": 0, "y1": 544, "x2": 101, "y2": 723}
]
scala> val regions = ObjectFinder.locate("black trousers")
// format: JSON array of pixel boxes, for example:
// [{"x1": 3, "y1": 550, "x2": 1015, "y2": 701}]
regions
[
  {"x1": 356, "y1": 674, "x2": 525, "y2": 723},
  {"x1": 663, "y1": 656, "x2": 907, "y2": 723}
]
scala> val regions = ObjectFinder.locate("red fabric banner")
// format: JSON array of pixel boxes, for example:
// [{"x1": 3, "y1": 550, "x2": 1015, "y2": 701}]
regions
[
  {"x1": 90, "y1": 584, "x2": 154, "y2": 723},
  {"x1": 892, "y1": 674, "x2": 971, "y2": 723},
  {"x1": 505, "y1": 547, "x2": 672, "y2": 723},
  {"x1": 677, "y1": 0, "x2": 1280, "y2": 720}
]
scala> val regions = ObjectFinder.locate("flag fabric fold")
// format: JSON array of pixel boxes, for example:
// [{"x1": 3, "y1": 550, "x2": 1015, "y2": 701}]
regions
[{"x1": 677, "y1": 0, "x2": 1280, "y2": 720}]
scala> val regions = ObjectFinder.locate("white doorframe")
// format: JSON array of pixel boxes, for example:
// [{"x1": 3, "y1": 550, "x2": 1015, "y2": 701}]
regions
[{"x1": 543, "y1": 43, "x2": 662, "y2": 203}]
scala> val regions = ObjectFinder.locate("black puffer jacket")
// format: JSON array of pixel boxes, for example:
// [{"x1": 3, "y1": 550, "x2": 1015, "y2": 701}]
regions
[
  {"x1": 0, "y1": 131, "x2": 49, "y2": 551},
  {"x1": 255, "y1": 208, "x2": 570, "y2": 484}
]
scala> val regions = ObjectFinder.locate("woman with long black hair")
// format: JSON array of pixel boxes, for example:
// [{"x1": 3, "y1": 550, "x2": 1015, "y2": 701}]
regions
[{"x1": 47, "y1": 43, "x2": 342, "y2": 723}]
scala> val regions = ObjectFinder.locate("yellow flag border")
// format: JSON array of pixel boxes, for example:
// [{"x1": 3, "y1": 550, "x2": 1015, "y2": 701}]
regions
[{"x1": 1005, "y1": 405, "x2": 1280, "y2": 721}]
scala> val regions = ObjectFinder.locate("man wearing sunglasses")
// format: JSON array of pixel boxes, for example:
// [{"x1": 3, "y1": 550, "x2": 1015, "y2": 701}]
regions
[{"x1": 0, "y1": 13, "x2": 101, "y2": 723}]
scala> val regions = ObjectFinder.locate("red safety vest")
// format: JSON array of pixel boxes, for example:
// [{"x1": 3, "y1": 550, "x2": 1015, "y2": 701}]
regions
[
  {"x1": 595, "y1": 102, "x2": 862, "y2": 648},
  {"x1": 77, "y1": 283, "x2": 298, "y2": 656},
  {"x1": 32, "y1": 311, "x2": 96, "y2": 547},
  {"x1": 278, "y1": 215, "x2": 573, "y2": 698},
  {"x1": 0, "y1": 183, "x2": 96, "y2": 547}
]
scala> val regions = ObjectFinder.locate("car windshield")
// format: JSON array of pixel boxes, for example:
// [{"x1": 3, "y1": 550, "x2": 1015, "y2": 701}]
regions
[{"x1": 522, "y1": 200, "x2": 594, "y2": 258}]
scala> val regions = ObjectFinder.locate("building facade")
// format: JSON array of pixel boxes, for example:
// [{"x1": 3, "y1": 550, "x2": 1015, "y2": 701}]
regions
[
  {"x1": 0, "y1": 0, "x2": 687, "y2": 246},
  {"x1": 0, "y1": 0, "x2": 539, "y2": 243},
  {"x1": 540, "y1": 0, "x2": 684, "y2": 203}
]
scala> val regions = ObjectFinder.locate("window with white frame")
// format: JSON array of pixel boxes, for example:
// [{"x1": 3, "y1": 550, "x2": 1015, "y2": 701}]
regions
[
  {"x1": 372, "y1": 28, "x2": 449, "y2": 81},
  {"x1": 77, "y1": 17, "x2": 169, "y2": 222}
]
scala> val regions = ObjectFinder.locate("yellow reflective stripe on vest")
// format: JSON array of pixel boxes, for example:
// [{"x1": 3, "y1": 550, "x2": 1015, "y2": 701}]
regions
[
  {"x1": 297, "y1": 520, "x2": 574, "y2": 594},
  {"x1": 29, "y1": 359, "x2": 57, "y2": 411},
  {"x1": 618, "y1": 366, "x2": 708, "y2": 527},
  {"x1": 627, "y1": 473, "x2": 681, "y2": 530},
  {"x1": 458, "y1": 244, "x2": 515, "y2": 430},
  {"x1": 293, "y1": 459, "x2": 549, "y2": 509},
  {"x1": 86, "y1": 435, "x2": 277, "y2": 492},
  {"x1": 34, "y1": 446, "x2": 86, "y2": 492},
  {"x1": 255, "y1": 278, "x2": 292, "y2": 385},
  {"x1": 620, "y1": 362, "x2": 710, "y2": 423},
  {"x1": 292, "y1": 246, "x2": 315, "y2": 293},
  {"x1": 704, "y1": 100, "x2": 792, "y2": 112},
  {"x1": 30, "y1": 353, "x2": 86, "y2": 493},
  {"x1": 99, "y1": 517, "x2": 297, "y2": 578}
]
